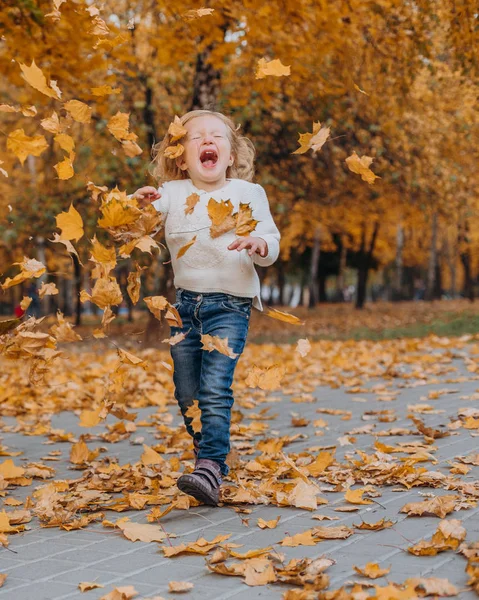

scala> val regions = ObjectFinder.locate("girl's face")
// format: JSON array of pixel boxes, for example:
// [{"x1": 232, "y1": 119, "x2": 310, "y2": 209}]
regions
[{"x1": 176, "y1": 115, "x2": 234, "y2": 187}]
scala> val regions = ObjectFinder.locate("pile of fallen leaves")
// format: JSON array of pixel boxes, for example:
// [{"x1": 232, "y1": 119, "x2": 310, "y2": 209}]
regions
[{"x1": 1, "y1": 333, "x2": 479, "y2": 596}]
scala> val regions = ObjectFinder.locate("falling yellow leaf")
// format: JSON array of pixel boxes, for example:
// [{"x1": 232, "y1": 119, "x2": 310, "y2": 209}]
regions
[
  {"x1": 264, "y1": 306, "x2": 303, "y2": 325},
  {"x1": 354, "y1": 82, "x2": 369, "y2": 95},
  {"x1": 64, "y1": 100, "x2": 92, "y2": 124},
  {"x1": 183, "y1": 8, "x2": 215, "y2": 20},
  {"x1": 235, "y1": 203, "x2": 258, "y2": 236},
  {"x1": 185, "y1": 192, "x2": 200, "y2": 215},
  {"x1": 18, "y1": 59, "x2": 62, "y2": 99},
  {"x1": 293, "y1": 121, "x2": 330, "y2": 155},
  {"x1": 55, "y1": 204, "x2": 84, "y2": 241},
  {"x1": 345, "y1": 151, "x2": 380, "y2": 184},
  {"x1": 207, "y1": 198, "x2": 236, "y2": 238},
  {"x1": 255, "y1": 58, "x2": 291, "y2": 79},
  {"x1": 7, "y1": 129, "x2": 49, "y2": 165},
  {"x1": 177, "y1": 236, "x2": 197, "y2": 259},
  {"x1": 54, "y1": 151, "x2": 75, "y2": 180},
  {"x1": 185, "y1": 401, "x2": 202, "y2": 434},
  {"x1": 295, "y1": 338, "x2": 311, "y2": 357},
  {"x1": 201, "y1": 334, "x2": 238, "y2": 359}
]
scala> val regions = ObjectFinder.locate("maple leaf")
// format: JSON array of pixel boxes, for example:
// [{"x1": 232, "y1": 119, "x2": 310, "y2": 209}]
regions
[
  {"x1": 257, "y1": 516, "x2": 281, "y2": 529},
  {"x1": 168, "y1": 115, "x2": 188, "y2": 142},
  {"x1": 64, "y1": 100, "x2": 92, "y2": 124},
  {"x1": 354, "y1": 562, "x2": 391, "y2": 579},
  {"x1": 185, "y1": 192, "x2": 200, "y2": 215},
  {"x1": 293, "y1": 121, "x2": 330, "y2": 154},
  {"x1": 344, "y1": 488, "x2": 373, "y2": 505},
  {"x1": 400, "y1": 495, "x2": 457, "y2": 518},
  {"x1": 207, "y1": 198, "x2": 236, "y2": 238},
  {"x1": 18, "y1": 59, "x2": 62, "y2": 99},
  {"x1": 256, "y1": 58, "x2": 291, "y2": 79},
  {"x1": 201, "y1": 334, "x2": 238, "y2": 359},
  {"x1": 54, "y1": 151, "x2": 75, "y2": 180},
  {"x1": 235, "y1": 203, "x2": 259, "y2": 236},
  {"x1": 185, "y1": 400, "x2": 202, "y2": 434},
  {"x1": 55, "y1": 203, "x2": 84, "y2": 241},
  {"x1": 7, "y1": 129, "x2": 49, "y2": 165},
  {"x1": 245, "y1": 364, "x2": 286, "y2": 390},
  {"x1": 345, "y1": 151, "x2": 380, "y2": 184},
  {"x1": 99, "y1": 586, "x2": 138, "y2": 600}
]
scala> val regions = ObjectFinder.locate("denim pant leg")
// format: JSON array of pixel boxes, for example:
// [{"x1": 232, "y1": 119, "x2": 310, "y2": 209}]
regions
[
  {"x1": 196, "y1": 299, "x2": 251, "y2": 476},
  {"x1": 170, "y1": 301, "x2": 203, "y2": 441}
]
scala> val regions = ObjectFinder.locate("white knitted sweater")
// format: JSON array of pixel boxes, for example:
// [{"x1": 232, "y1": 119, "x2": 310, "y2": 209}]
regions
[{"x1": 151, "y1": 178, "x2": 280, "y2": 310}]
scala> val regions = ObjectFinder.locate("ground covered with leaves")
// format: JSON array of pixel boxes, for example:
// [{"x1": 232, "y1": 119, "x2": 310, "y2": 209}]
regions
[{"x1": 1, "y1": 332, "x2": 479, "y2": 599}]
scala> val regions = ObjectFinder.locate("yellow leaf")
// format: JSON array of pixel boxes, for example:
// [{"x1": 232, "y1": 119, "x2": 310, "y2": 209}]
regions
[
  {"x1": 7, "y1": 129, "x2": 48, "y2": 165},
  {"x1": 70, "y1": 440, "x2": 89, "y2": 465},
  {"x1": 264, "y1": 306, "x2": 303, "y2": 325},
  {"x1": 78, "y1": 581, "x2": 104, "y2": 592},
  {"x1": 162, "y1": 332, "x2": 187, "y2": 346},
  {"x1": 79, "y1": 406, "x2": 104, "y2": 428},
  {"x1": 117, "y1": 348, "x2": 147, "y2": 369},
  {"x1": 91, "y1": 85, "x2": 121, "y2": 96},
  {"x1": 354, "y1": 82, "x2": 369, "y2": 95},
  {"x1": 141, "y1": 444, "x2": 164, "y2": 466},
  {"x1": 168, "y1": 115, "x2": 188, "y2": 142},
  {"x1": 281, "y1": 530, "x2": 317, "y2": 547},
  {"x1": 255, "y1": 58, "x2": 291, "y2": 79},
  {"x1": 0, "y1": 459, "x2": 25, "y2": 479},
  {"x1": 169, "y1": 581, "x2": 194, "y2": 593},
  {"x1": 164, "y1": 144, "x2": 184, "y2": 159},
  {"x1": 245, "y1": 364, "x2": 285, "y2": 391},
  {"x1": 143, "y1": 295, "x2": 169, "y2": 320},
  {"x1": 18, "y1": 59, "x2": 62, "y2": 99},
  {"x1": 306, "y1": 452, "x2": 335, "y2": 476},
  {"x1": 235, "y1": 203, "x2": 258, "y2": 236},
  {"x1": 54, "y1": 152, "x2": 75, "y2": 180},
  {"x1": 185, "y1": 192, "x2": 200, "y2": 215},
  {"x1": 257, "y1": 516, "x2": 280, "y2": 529},
  {"x1": 54, "y1": 133, "x2": 75, "y2": 153},
  {"x1": 354, "y1": 562, "x2": 391, "y2": 579},
  {"x1": 118, "y1": 521, "x2": 169, "y2": 543},
  {"x1": 64, "y1": 100, "x2": 92, "y2": 124},
  {"x1": 38, "y1": 282, "x2": 59, "y2": 299},
  {"x1": 177, "y1": 236, "x2": 197, "y2": 259},
  {"x1": 98, "y1": 198, "x2": 141, "y2": 229},
  {"x1": 183, "y1": 8, "x2": 215, "y2": 20},
  {"x1": 89, "y1": 278, "x2": 123, "y2": 309},
  {"x1": 207, "y1": 198, "x2": 236, "y2": 238},
  {"x1": 185, "y1": 401, "x2": 202, "y2": 434},
  {"x1": 295, "y1": 338, "x2": 311, "y2": 357},
  {"x1": 344, "y1": 488, "x2": 373, "y2": 505},
  {"x1": 201, "y1": 334, "x2": 238, "y2": 359},
  {"x1": 345, "y1": 151, "x2": 380, "y2": 184},
  {"x1": 55, "y1": 204, "x2": 84, "y2": 241}
]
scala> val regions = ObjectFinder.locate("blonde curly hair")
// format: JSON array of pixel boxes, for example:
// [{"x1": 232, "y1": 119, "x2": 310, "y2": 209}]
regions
[{"x1": 149, "y1": 110, "x2": 255, "y2": 184}]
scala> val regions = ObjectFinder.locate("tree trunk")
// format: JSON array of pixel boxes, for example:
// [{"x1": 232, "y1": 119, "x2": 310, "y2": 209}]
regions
[
  {"x1": 425, "y1": 212, "x2": 438, "y2": 301},
  {"x1": 318, "y1": 273, "x2": 327, "y2": 303},
  {"x1": 308, "y1": 226, "x2": 321, "y2": 308},
  {"x1": 355, "y1": 221, "x2": 380, "y2": 309},
  {"x1": 459, "y1": 222, "x2": 474, "y2": 302},
  {"x1": 336, "y1": 236, "x2": 347, "y2": 302},
  {"x1": 190, "y1": 48, "x2": 221, "y2": 110},
  {"x1": 394, "y1": 224, "x2": 404, "y2": 300},
  {"x1": 72, "y1": 254, "x2": 82, "y2": 326}
]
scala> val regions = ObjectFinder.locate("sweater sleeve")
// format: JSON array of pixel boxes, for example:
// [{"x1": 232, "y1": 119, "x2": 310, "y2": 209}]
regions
[
  {"x1": 250, "y1": 183, "x2": 281, "y2": 267},
  {"x1": 152, "y1": 184, "x2": 170, "y2": 215}
]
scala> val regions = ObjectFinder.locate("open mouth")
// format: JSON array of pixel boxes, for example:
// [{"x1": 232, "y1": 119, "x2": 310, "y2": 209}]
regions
[{"x1": 199, "y1": 148, "x2": 218, "y2": 168}]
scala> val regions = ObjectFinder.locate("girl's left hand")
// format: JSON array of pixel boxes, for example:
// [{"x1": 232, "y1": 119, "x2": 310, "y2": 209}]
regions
[{"x1": 228, "y1": 236, "x2": 268, "y2": 257}]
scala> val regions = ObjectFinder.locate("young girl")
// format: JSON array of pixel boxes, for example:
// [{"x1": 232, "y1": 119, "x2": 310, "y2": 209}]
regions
[{"x1": 131, "y1": 110, "x2": 280, "y2": 505}]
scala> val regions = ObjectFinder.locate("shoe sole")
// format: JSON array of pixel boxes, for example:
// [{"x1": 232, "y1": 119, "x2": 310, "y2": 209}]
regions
[{"x1": 177, "y1": 474, "x2": 219, "y2": 506}]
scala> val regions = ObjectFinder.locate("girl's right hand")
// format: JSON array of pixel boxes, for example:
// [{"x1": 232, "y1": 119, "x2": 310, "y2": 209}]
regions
[{"x1": 132, "y1": 186, "x2": 161, "y2": 208}]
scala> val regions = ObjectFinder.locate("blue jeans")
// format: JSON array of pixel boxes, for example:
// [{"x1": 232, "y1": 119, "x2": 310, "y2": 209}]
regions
[{"x1": 170, "y1": 288, "x2": 252, "y2": 476}]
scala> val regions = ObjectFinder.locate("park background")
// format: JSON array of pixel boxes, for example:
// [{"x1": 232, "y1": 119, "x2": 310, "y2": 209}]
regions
[{"x1": 0, "y1": 0, "x2": 478, "y2": 343}]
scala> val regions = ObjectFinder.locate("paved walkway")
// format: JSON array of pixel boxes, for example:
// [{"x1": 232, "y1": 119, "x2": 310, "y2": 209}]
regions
[{"x1": 1, "y1": 337, "x2": 479, "y2": 599}]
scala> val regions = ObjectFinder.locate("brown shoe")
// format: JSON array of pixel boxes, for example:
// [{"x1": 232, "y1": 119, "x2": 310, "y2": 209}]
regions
[{"x1": 177, "y1": 458, "x2": 222, "y2": 506}]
